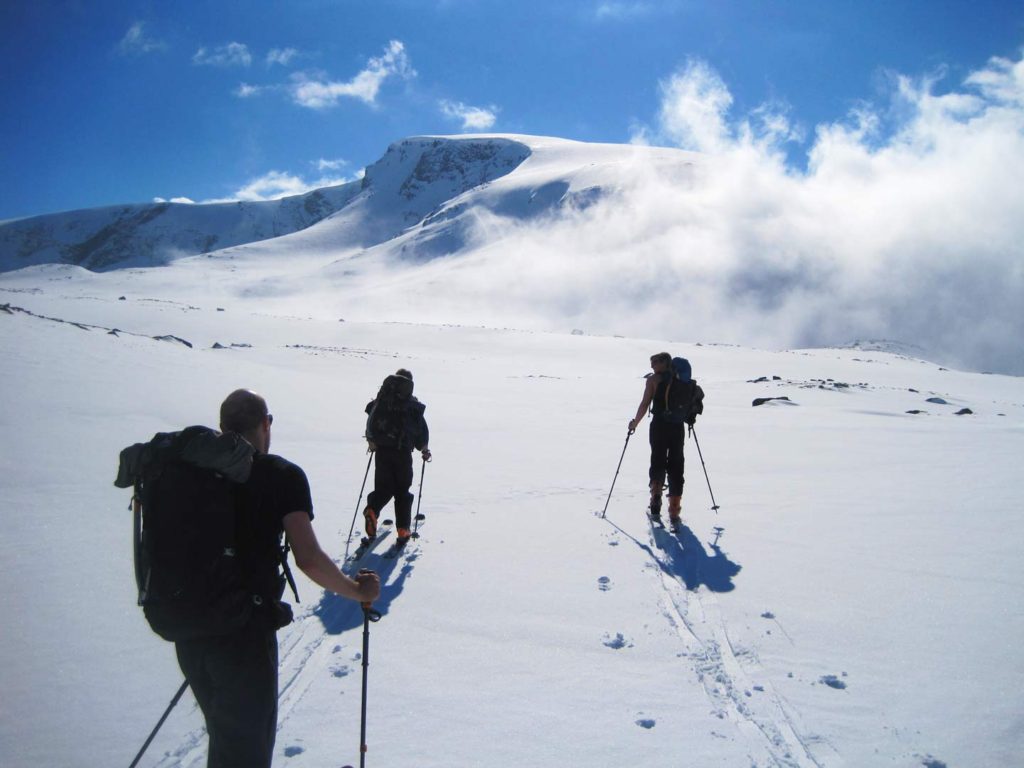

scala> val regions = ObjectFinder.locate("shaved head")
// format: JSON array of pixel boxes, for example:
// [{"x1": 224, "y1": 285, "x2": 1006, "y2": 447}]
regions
[{"x1": 220, "y1": 389, "x2": 269, "y2": 435}]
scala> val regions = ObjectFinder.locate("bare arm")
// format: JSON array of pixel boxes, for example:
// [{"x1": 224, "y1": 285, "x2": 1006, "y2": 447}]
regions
[
  {"x1": 283, "y1": 511, "x2": 380, "y2": 602},
  {"x1": 629, "y1": 376, "x2": 659, "y2": 431}
]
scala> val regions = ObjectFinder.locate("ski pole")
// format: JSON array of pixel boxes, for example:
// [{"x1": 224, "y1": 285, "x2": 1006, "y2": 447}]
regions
[
  {"x1": 345, "y1": 451, "x2": 375, "y2": 559},
  {"x1": 689, "y1": 425, "x2": 720, "y2": 512},
  {"x1": 128, "y1": 679, "x2": 189, "y2": 768},
  {"x1": 412, "y1": 454, "x2": 429, "y2": 538},
  {"x1": 358, "y1": 576, "x2": 382, "y2": 768},
  {"x1": 600, "y1": 428, "x2": 633, "y2": 519}
]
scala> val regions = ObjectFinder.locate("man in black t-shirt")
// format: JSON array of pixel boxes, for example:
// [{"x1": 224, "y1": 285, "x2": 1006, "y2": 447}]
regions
[{"x1": 175, "y1": 389, "x2": 380, "y2": 768}]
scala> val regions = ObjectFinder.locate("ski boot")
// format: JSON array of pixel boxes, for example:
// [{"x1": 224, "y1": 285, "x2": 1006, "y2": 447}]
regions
[
  {"x1": 648, "y1": 484, "x2": 664, "y2": 520},
  {"x1": 363, "y1": 505, "x2": 379, "y2": 538},
  {"x1": 668, "y1": 495, "x2": 682, "y2": 528}
]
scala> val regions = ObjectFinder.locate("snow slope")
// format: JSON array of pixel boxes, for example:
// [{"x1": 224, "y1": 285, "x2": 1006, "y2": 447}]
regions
[
  {"x1": 1, "y1": 261, "x2": 1022, "y2": 768},
  {"x1": 0, "y1": 184, "x2": 362, "y2": 272}
]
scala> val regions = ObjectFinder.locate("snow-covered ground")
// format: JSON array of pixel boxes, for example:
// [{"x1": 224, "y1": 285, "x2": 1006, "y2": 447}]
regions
[{"x1": 2, "y1": 261, "x2": 1022, "y2": 768}]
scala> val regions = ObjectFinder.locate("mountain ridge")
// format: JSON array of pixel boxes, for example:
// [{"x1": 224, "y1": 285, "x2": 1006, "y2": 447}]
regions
[{"x1": 0, "y1": 135, "x2": 554, "y2": 273}]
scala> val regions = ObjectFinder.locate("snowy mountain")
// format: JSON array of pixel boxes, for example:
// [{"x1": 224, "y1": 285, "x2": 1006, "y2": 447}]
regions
[
  {"x1": 0, "y1": 135, "x2": 575, "y2": 271},
  {"x1": 2, "y1": 133, "x2": 1020, "y2": 377},
  {"x1": 0, "y1": 184, "x2": 366, "y2": 271}
]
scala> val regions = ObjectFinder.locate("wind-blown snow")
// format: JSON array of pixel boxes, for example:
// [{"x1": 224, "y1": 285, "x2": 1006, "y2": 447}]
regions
[
  {"x1": 3, "y1": 116, "x2": 1022, "y2": 374},
  {"x1": 1, "y1": 264, "x2": 1022, "y2": 767}
]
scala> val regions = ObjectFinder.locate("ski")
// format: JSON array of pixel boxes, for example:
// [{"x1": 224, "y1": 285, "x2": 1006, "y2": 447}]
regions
[
  {"x1": 382, "y1": 537, "x2": 409, "y2": 559},
  {"x1": 383, "y1": 514, "x2": 425, "y2": 559},
  {"x1": 346, "y1": 523, "x2": 393, "y2": 564}
]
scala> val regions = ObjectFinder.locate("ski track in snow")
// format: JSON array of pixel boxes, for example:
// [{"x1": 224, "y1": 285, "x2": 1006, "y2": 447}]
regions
[
  {"x1": 644, "y1": 524, "x2": 836, "y2": 767},
  {"x1": 152, "y1": 537, "x2": 423, "y2": 768}
]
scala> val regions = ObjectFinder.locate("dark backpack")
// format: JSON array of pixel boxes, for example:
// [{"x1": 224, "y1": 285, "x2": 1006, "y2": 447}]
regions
[
  {"x1": 662, "y1": 357, "x2": 705, "y2": 426},
  {"x1": 365, "y1": 373, "x2": 415, "y2": 448},
  {"x1": 115, "y1": 426, "x2": 261, "y2": 642}
]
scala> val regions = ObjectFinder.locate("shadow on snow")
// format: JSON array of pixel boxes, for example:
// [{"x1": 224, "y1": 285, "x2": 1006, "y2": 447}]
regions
[
  {"x1": 312, "y1": 547, "x2": 421, "y2": 635},
  {"x1": 605, "y1": 517, "x2": 741, "y2": 593}
]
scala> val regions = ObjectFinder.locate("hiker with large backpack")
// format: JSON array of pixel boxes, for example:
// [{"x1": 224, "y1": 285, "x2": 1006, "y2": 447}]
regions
[
  {"x1": 115, "y1": 389, "x2": 380, "y2": 768},
  {"x1": 363, "y1": 369, "x2": 431, "y2": 547},
  {"x1": 628, "y1": 353, "x2": 705, "y2": 525}
]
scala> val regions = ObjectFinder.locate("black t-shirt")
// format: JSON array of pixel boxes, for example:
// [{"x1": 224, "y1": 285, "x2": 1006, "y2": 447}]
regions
[{"x1": 237, "y1": 453, "x2": 314, "y2": 599}]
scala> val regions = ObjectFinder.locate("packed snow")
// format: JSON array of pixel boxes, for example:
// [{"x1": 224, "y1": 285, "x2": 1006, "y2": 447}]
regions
[{"x1": 1, "y1": 257, "x2": 1022, "y2": 768}]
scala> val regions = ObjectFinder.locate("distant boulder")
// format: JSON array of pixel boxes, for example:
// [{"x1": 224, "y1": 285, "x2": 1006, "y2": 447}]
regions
[{"x1": 753, "y1": 396, "x2": 792, "y2": 407}]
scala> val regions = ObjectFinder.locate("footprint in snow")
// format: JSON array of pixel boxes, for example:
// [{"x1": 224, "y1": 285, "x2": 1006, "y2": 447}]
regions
[
  {"x1": 598, "y1": 576, "x2": 612, "y2": 591},
  {"x1": 332, "y1": 664, "x2": 352, "y2": 678},
  {"x1": 603, "y1": 632, "x2": 632, "y2": 649},
  {"x1": 635, "y1": 718, "x2": 656, "y2": 729},
  {"x1": 283, "y1": 745, "x2": 304, "y2": 757}
]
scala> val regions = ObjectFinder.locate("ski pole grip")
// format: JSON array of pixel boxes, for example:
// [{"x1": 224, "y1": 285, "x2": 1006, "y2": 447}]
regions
[{"x1": 358, "y1": 569, "x2": 382, "y2": 621}]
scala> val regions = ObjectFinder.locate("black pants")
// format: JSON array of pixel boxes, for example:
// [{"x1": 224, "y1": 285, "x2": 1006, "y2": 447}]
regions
[
  {"x1": 367, "y1": 446, "x2": 415, "y2": 530},
  {"x1": 649, "y1": 419, "x2": 685, "y2": 497},
  {"x1": 175, "y1": 625, "x2": 278, "y2": 768}
]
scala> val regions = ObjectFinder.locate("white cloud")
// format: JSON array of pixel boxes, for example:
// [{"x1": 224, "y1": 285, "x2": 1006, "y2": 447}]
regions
[
  {"x1": 594, "y1": 2, "x2": 655, "y2": 21},
  {"x1": 234, "y1": 83, "x2": 264, "y2": 98},
  {"x1": 231, "y1": 171, "x2": 318, "y2": 200},
  {"x1": 403, "y1": 51, "x2": 1024, "y2": 375},
  {"x1": 315, "y1": 158, "x2": 349, "y2": 172},
  {"x1": 117, "y1": 22, "x2": 167, "y2": 56},
  {"x1": 193, "y1": 42, "x2": 253, "y2": 67},
  {"x1": 214, "y1": 169, "x2": 357, "y2": 203},
  {"x1": 654, "y1": 59, "x2": 734, "y2": 153},
  {"x1": 267, "y1": 47, "x2": 299, "y2": 67},
  {"x1": 290, "y1": 40, "x2": 415, "y2": 108},
  {"x1": 439, "y1": 100, "x2": 498, "y2": 130}
]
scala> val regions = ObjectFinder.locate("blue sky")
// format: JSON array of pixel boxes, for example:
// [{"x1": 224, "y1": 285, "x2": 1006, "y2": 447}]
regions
[{"x1": 2, "y1": 0, "x2": 1022, "y2": 220}]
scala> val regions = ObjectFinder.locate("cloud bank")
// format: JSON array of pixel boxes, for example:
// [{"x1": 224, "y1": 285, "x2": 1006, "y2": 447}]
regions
[{"x1": 391, "y1": 51, "x2": 1024, "y2": 375}]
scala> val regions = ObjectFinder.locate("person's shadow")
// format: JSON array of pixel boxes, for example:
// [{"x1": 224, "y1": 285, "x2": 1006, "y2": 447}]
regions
[
  {"x1": 652, "y1": 523, "x2": 741, "y2": 592},
  {"x1": 312, "y1": 546, "x2": 419, "y2": 635}
]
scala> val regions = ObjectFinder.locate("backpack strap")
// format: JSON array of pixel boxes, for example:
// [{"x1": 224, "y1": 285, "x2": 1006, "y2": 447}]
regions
[{"x1": 278, "y1": 542, "x2": 300, "y2": 603}]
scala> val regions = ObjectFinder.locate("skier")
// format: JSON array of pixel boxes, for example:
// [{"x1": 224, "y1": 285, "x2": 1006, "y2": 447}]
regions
[
  {"x1": 628, "y1": 353, "x2": 703, "y2": 525},
  {"x1": 363, "y1": 369, "x2": 431, "y2": 546},
  {"x1": 176, "y1": 390, "x2": 380, "y2": 768}
]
